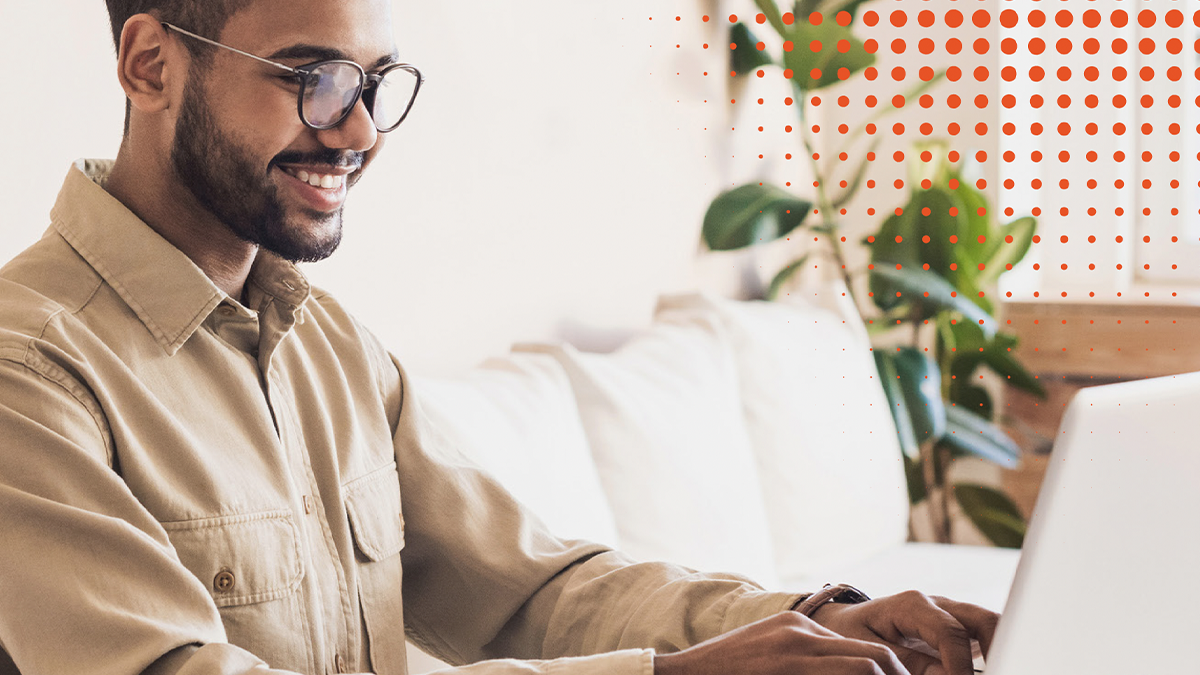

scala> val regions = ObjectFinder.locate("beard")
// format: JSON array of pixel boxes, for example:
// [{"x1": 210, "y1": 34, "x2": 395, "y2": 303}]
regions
[{"x1": 170, "y1": 71, "x2": 361, "y2": 263}]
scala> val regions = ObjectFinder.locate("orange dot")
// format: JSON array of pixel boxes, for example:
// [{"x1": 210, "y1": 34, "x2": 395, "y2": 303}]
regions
[
  {"x1": 892, "y1": 95, "x2": 906, "y2": 108},
  {"x1": 972, "y1": 9, "x2": 990, "y2": 27},
  {"x1": 946, "y1": 9, "x2": 963, "y2": 27},
  {"x1": 756, "y1": 13, "x2": 766, "y2": 23},
  {"x1": 892, "y1": 39, "x2": 906, "y2": 54},
  {"x1": 728, "y1": 14, "x2": 737, "y2": 23}
]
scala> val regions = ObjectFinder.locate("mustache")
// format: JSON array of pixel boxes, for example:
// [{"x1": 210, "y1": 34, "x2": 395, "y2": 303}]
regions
[{"x1": 270, "y1": 148, "x2": 364, "y2": 171}]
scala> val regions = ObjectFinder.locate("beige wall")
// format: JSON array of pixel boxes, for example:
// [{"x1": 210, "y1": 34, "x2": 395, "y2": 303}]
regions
[{"x1": 0, "y1": 0, "x2": 993, "y2": 374}]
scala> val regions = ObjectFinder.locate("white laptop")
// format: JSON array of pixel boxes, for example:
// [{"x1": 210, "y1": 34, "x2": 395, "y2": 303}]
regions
[{"x1": 981, "y1": 372, "x2": 1200, "y2": 674}]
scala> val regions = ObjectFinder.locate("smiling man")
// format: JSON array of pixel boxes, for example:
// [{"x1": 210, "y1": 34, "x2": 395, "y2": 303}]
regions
[{"x1": 0, "y1": 2, "x2": 998, "y2": 675}]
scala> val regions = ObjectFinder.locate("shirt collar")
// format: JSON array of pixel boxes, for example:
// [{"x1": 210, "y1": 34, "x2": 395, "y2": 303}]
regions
[{"x1": 50, "y1": 159, "x2": 311, "y2": 355}]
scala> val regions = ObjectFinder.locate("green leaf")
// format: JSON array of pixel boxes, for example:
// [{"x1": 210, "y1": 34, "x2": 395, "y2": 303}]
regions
[
  {"x1": 702, "y1": 184, "x2": 812, "y2": 251},
  {"x1": 949, "y1": 176, "x2": 991, "y2": 267},
  {"x1": 868, "y1": 265, "x2": 999, "y2": 337},
  {"x1": 796, "y1": 0, "x2": 876, "y2": 22},
  {"x1": 979, "y1": 217, "x2": 1037, "y2": 285},
  {"x1": 893, "y1": 347, "x2": 947, "y2": 443},
  {"x1": 940, "y1": 407, "x2": 1020, "y2": 468},
  {"x1": 782, "y1": 20, "x2": 875, "y2": 91},
  {"x1": 981, "y1": 336, "x2": 1047, "y2": 399},
  {"x1": 753, "y1": 0, "x2": 789, "y2": 36},
  {"x1": 954, "y1": 384, "x2": 993, "y2": 418},
  {"x1": 766, "y1": 255, "x2": 810, "y2": 300},
  {"x1": 954, "y1": 483, "x2": 1026, "y2": 548},
  {"x1": 868, "y1": 189, "x2": 958, "y2": 277},
  {"x1": 873, "y1": 351, "x2": 921, "y2": 460},
  {"x1": 730, "y1": 23, "x2": 775, "y2": 75}
]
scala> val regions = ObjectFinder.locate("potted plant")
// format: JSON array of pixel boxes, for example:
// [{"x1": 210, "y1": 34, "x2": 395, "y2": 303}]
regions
[{"x1": 700, "y1": 0, "x2": 1046, "y2": 546}]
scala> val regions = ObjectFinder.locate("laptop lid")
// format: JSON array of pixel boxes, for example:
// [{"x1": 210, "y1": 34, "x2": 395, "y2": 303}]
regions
[{"x1": 985, "y1": 372, "x2": 1200, "y2": 674}]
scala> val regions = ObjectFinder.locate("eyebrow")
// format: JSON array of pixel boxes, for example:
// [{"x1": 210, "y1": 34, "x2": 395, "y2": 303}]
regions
[{"x1": 266, "y1": 44, "x2": 402, "y2": 70}]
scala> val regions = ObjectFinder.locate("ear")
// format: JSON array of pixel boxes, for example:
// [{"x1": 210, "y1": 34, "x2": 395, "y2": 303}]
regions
[{"x1": 115, "y1": 14, "x2": 179, "y2": 116}]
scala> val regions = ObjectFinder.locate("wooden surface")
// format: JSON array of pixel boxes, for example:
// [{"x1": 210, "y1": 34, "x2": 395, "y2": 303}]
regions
[{"x1": 998, "y1": 299, "x2": 1200, "y2": 518}]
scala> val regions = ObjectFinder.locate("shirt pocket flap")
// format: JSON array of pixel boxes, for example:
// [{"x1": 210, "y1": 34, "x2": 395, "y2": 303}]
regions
[
  {"x1": 162, "y1": 509, "x2": 303, "y2": 607},
  {"x1": 345, "y1": 462, "x2": 406, "y2": 562}
]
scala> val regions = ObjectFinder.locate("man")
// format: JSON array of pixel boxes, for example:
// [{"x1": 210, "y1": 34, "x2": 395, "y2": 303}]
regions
[{"x1": 0, "y1": 1, "x2": 999, "y2": 674}]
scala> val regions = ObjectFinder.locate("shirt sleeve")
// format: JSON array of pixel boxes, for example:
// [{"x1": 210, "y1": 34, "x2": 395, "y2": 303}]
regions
[
  {"x1": 384, "y1": 355, "x2": 806, "y2": 670},
  {"x1": 0, "y1": 349, "x2": 298, "y2": 675}
]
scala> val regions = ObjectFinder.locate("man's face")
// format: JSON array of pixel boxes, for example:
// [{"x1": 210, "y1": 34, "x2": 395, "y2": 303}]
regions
[{"x1": 169, "y1": 0, "x2": 397, "y2": 263}]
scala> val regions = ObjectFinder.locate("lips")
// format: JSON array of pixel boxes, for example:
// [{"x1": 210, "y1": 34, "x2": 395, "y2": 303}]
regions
[{"x1": 275, "y1": 164, "x2": 354, "y2": 211}]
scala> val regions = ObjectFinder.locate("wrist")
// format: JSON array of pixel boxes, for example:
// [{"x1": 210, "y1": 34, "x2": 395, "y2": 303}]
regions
[{"x1": 792, "y1": 583, "x2": 870, "y2": 626}]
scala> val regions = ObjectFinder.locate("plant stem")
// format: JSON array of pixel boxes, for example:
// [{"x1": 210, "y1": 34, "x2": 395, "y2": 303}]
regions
[
  {"x1": 918, "y1": 440, "x2": 945, "y2": 544},
  {"x1": 794, "y1": 82, "x2": 857, "y2": 303},
  {"x1": 939, "y1": 445, "x2": 954, "y2": 543}
]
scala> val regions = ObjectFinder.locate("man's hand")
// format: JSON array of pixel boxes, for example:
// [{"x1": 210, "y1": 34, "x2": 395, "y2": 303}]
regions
[
  {"x1": 810, "y1": 590, "x2": 999, "y2": 675},
  {"x1": 653, "y1": 611, "x2": 911, "y2": 675}
]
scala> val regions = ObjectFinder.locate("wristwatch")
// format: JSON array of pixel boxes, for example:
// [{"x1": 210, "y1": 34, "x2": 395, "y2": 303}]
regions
[{"x1": 793, "y1": 583, "x2": 871, "y2": 618}]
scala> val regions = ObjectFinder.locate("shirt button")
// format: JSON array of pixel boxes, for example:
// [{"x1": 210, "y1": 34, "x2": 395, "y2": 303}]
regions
[
  {"x1": 218, "y1": 305, "x2": 236, "y2": 316},
  {"x1": 213, "y1": 569, "x2": 236, "y2": 593},
  {"x1": 302, "y1": 495, "x2": 313, "y2": 514},
  {"x1": 334, "y1": 654, "x2": 347, "y2": 673}
]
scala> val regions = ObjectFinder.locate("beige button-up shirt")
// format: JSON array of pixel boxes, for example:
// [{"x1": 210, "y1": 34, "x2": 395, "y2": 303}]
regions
[{"x1": 0, "y1": 160, "x2": 801, "y2": 675}]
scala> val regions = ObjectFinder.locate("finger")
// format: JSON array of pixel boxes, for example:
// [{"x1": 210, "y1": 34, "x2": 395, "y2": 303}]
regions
[
  {"x1": 928, "y1": 596, "x2": 1001, "y2": 658},
  {"x1": 805, "y1": 635, "x2": 912, "y2": 675},
  {"x1": 811, "y1": 654, "x2": 911, "y2": 675},
  {"x1": 875, "y1": 592, "x2": 974, "y2": 675},
  {"x1": 888, "y1": 642, "x2": 944, "y2": 675}
]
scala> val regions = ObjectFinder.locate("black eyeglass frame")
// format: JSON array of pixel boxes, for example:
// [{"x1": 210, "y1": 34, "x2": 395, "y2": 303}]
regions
[{"x1": 161, "y1": 22, "x2": 424, "y2": 132}]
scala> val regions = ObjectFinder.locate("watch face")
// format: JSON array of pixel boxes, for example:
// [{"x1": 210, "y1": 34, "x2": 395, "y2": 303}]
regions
[{"x1": 831, "y1": 585, "x2": 871, "y2": 604}]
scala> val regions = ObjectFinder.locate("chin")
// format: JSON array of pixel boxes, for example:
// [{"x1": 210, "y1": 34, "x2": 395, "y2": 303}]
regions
[{"x1": 262, "y1": 210, "x2": 344, "y2": 263}]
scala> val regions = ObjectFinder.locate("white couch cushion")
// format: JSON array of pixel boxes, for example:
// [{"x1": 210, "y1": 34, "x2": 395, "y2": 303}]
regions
[
  {"x1": 412, "y1": 353, "x2": 620, "y2": 546},
  {"x1": 520, "y1": 316, "x2": 779, "y2": 588},
  {"x1": 656, "y1": 292, "x2": 910, "y2": 580}
]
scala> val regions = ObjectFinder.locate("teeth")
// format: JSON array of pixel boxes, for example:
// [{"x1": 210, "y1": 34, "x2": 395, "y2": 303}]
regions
[{"x1": 284, "y1": 167, "x2": 343, "y2": 189}]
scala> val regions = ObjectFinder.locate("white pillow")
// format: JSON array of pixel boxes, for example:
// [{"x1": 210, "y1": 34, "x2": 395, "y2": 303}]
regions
[
  {"x1": 412, "y1": 353, "x2": 620, "y2": 546},
  {"x1": 519, "y1": 317, "x2": 779, "y2": 588},
  {"x1": 655, "y1": 291, "x2": 909, "y2": 582}
]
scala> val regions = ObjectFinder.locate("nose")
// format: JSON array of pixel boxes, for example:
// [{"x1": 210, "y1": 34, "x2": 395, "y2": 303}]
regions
[{"x1": 316, "y1": 94, "x2": 379, "y2": 153}]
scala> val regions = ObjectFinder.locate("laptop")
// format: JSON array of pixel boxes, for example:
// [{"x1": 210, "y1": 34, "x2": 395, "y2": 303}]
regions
[{"x1": 980, "y1": 372, "x2": 1200, "y2": 674}]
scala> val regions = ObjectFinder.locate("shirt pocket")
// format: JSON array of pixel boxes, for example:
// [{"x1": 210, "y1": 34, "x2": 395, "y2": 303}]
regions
[
  {"x1": 344, "y1": 462, "x2": 407, "y2": 675},
  {"x1": 162, "y1": 510, "x2": 310, "y2": 671}
]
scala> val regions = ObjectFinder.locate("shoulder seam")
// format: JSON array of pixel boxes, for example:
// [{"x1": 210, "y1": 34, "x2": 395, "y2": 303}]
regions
[{"x1": 13, "y1": 341, "x2": 115, "y2": 467}]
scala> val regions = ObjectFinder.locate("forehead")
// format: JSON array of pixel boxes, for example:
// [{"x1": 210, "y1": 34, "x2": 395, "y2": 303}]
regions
[{"x1": 218, "y1": 0, "x2": 396, "y2": 63}]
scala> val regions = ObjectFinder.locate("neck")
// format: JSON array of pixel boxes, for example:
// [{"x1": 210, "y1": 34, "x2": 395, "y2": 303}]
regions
[{"x1": 106, "y1": 139, "x2": 257, "y2": 300}]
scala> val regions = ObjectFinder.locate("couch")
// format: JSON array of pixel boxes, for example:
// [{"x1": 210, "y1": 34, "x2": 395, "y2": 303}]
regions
[{"x1": 404, "y1": 283, "x2": 1021, "y2": 672}]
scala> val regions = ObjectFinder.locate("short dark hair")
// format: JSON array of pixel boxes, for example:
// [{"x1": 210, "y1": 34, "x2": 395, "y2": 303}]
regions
[
  {"x1": 105, "y1": 0, "x2": 252, "y2": 135},
  {"x1": 105, "y1": 0, "x2": 253, "y2": 57}
]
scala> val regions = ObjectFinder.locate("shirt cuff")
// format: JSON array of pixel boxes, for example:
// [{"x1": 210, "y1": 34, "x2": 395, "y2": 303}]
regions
[{"x1": 720, "y1": 590, "x2": 811, "y2": 634}]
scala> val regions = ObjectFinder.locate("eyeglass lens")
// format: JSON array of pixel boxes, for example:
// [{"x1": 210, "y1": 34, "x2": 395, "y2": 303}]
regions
[{"x1": 302, "y1": 62, "x2": 418, "y2": 131}]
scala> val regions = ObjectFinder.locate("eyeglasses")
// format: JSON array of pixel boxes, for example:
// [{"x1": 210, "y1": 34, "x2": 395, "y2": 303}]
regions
[{"x1": 162, "y1": 22, "x2": 424, "y2": 133}]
